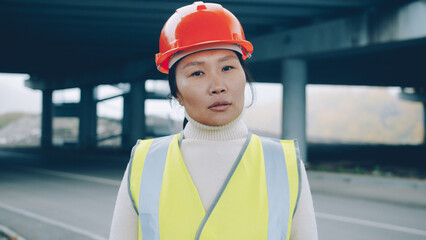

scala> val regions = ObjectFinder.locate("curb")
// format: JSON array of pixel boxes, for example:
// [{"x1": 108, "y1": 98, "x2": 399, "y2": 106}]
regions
[
  {"x1": 307, "y1": 171, "x2": 426, "y2": 190},
  {"x1": 0, "y1": 225, "x2": 26, "y2": 240},
  {"x1": 307, "y1": 171, "x2": 426, "y2": 208}
]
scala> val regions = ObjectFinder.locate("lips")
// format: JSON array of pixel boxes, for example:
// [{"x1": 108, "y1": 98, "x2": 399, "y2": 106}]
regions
[{"x1": 208, "y1": 101, "x2": 231, "y2": 111}]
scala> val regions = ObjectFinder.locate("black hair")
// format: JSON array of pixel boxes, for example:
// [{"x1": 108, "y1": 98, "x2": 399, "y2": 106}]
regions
[{"x1": 167, "y1": 52, "x2": 255, "y2": 128}]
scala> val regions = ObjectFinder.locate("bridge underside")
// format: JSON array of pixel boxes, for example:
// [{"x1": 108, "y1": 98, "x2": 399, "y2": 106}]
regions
[{"x1": 0, "y1": 0, "x2": 425, "y2": 163}]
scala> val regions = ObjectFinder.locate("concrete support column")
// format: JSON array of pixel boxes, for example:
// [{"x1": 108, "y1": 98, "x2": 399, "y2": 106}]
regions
[
  {"x1": 423, "y1": 103, "x2": 426, "y2": 145},
  {"x1": 41, "y1": 89, "x2": 53, "y2": 148},
  {"x1": 281, "y1": 59, "x2": 307, "y2": 163},
  {"x1": 122, "y1": 92, "x2": 131, "y2": 148},
  {"x1": 79, "y1": 86, "x2": 97, "y2": 149},
  {"x1": 122, "y1": 79, "x2": 146, "y2": 148}
]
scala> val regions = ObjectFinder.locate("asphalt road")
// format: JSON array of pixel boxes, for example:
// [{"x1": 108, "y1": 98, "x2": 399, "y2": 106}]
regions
[{"x1": 0, "y1": 159, "x2": 425, "y2": 240}]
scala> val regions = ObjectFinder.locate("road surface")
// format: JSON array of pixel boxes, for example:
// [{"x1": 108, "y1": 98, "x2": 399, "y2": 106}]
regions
[{"x1": 0, "y1": 157, "x2": 425, "y2": 240}]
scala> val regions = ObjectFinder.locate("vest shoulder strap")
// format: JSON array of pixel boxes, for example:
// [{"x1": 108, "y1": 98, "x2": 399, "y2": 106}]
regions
[
  {"x1": 281, "y1": 139, "x2": 302, "y2": 218},
  {"x1": 258, "y1": 136, "x2": 301, "y2": 240},
  {"x1": 127, "y1": 135, "x2": 179, "y2": 215},
  {"x1": 127, "y1": 138, "x2": 155, "y2": 214}
]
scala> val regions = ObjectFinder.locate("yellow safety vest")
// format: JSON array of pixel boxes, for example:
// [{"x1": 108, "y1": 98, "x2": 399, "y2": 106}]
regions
[{"x1": 128, "y1": 132, "x2": 301, "y2": 240}]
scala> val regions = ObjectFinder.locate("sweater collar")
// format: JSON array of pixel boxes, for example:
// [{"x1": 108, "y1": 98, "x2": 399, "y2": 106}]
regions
[{"x1": 183, "y1": 111, "x2": 248, "y2": 141}]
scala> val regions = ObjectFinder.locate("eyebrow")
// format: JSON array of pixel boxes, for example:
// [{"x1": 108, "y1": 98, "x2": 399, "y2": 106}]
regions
[
  {"x1": 218, "y1": 54, "x2": 238, "y2": 62},
  {"x1": 181, "y1": 54, "x2": 238, "y2": 70},
  {"x1": 182, "y1": 61, "x2": 204, "y2": 70}
]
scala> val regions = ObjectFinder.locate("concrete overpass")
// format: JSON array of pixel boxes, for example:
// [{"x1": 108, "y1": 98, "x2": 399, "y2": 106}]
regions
[{"x1": 1, "y1": 0, "x2": 425, "y2": 162}]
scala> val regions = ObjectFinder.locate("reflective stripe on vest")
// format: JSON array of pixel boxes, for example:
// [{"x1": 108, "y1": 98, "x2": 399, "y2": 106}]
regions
[{"x1": 128, "y1": 133, "x2": 301, "y2": 240}]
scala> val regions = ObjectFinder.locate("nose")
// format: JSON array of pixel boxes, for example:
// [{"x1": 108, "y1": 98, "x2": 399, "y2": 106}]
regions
[
  {"x1": 211, "y1": 87, "x2": 226, "y2": 95},
  {"x1": 209, "y1": 73, "x2": 227, "y2": 95}
]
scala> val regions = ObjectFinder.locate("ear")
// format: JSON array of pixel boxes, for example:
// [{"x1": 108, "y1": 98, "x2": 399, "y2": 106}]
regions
[{"x1": 176, "y1": 92, "x2": 184, "y2": 106}]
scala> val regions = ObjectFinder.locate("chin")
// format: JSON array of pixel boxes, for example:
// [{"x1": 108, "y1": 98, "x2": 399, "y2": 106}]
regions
[
  {"x1": 204, "y1": 115, "x2": 236, "y2": 126},
  {"x1": 208, "y1": 121, "x2": 227, "y2": 126}
]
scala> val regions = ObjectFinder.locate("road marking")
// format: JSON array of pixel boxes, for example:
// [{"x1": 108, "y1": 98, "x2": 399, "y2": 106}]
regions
[
  {"x1": 18, "y1": 167, "x2": 121, "y2": 186},
  {"x1": 0, "y1": 225, "x2": 26, "y2": 240},
  {"x1": 0, "y1": 202, "x2": 107, "y2": 240},
  {"x1": 316, "y1": 212, "x2": 426, "y2": 237}
]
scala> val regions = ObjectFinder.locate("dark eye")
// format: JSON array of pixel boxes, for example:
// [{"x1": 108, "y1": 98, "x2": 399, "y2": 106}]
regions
[
  {"x1": 222, "y1": 66, "x2": 233, "y2": 71},
  {"x1": 191, "y1": 71, "x2": 204, "y2": 77}
]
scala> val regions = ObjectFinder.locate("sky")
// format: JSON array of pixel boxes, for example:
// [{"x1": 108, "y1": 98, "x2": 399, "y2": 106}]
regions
[{"x1": 0, "y1": 73, "x2": 41, "y2": 114}]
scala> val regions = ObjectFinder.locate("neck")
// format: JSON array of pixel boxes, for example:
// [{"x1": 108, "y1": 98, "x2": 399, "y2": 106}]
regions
[{"x1": 183, "y1": 112, "x2": 248, "y2": 141}]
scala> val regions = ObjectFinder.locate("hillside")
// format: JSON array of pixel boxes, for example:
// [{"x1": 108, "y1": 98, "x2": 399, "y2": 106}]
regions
[
  {"x1": 0, "y1": 112, "x2": 35, "y2": 129},
  {"x1": 307, "y1": 86, "x2": 423, "y2": 144},
  {"x1": 0, "y1": 114, "x2": 181, "y2": 147},
  {"x1": 0, "y1": 114, "x2": 40, "y2": 146},
  {"x1": 244, "y1": 86, "x2": 423, "y2": 145}
]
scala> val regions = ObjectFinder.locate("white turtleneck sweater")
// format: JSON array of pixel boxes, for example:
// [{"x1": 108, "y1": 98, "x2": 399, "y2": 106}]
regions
[{"x1": 109, "y1": 114, "x2": 318, "y2": 240}]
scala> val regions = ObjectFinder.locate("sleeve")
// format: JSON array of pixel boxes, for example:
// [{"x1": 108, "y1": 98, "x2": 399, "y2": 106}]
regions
[
  {"x1": 109, "y1": 166, "x2": 139, "y2": 240},
  {"x1": 289, "y1": 160, "x2": 318, "y2": 240}
]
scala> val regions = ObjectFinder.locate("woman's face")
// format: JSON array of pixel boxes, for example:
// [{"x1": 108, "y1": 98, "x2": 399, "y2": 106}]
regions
[{"x1": 175, "y1": 49, "x2": 246, "y2": 126}]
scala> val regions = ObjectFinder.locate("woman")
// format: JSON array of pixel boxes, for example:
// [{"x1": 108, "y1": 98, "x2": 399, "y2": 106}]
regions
[{"x1": 110, "y1": 2, "x2": 317, "y2": 240}]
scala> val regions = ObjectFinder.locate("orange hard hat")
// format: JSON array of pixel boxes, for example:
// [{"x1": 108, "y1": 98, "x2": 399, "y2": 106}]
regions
[{"x1": 155, "y1": 1, "x2": 253, "y2": 74}]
